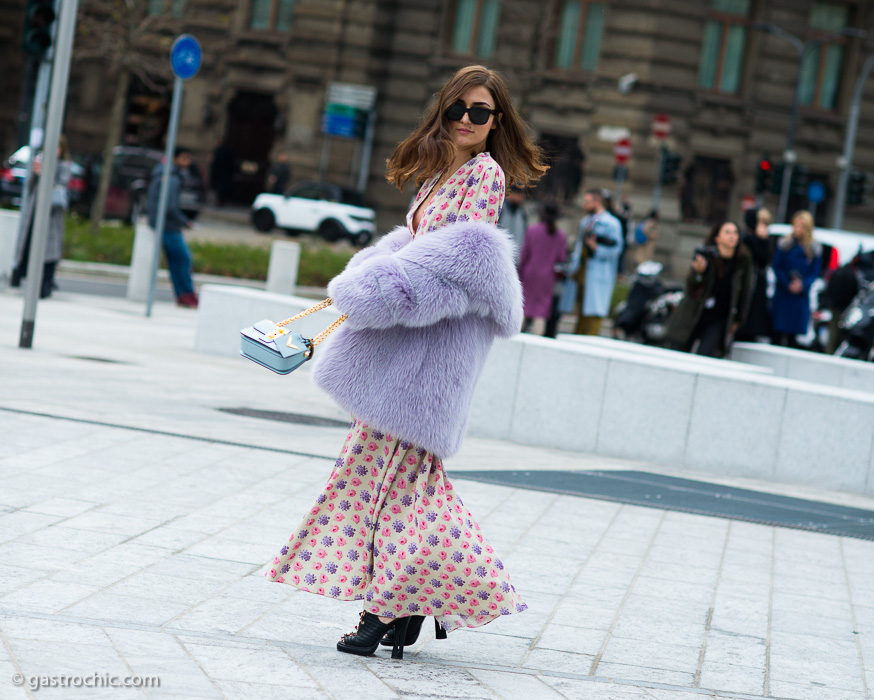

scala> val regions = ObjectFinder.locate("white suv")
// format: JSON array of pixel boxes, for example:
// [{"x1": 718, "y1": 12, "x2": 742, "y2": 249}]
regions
[{"x1": 251, "y1": 181, "x2": 376, "y2": 246}]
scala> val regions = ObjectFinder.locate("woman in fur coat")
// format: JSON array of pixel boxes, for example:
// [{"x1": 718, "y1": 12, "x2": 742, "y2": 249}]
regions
[{"x1": 265, "y1": 65, "x2": 547, "y2": 659}]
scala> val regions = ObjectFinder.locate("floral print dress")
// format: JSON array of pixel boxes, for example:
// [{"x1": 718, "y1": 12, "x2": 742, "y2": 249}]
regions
[
  {"x1": 266, "y1": 153, "x2": 525, "y2": 633},
  {"x1": 407, "y1": 152, "x2": 505, "y2": 236}
]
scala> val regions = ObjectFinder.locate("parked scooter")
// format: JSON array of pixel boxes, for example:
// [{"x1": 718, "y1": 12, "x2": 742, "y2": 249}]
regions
[
  {"x1": 613, "y1": 261, "x2": 683, "y2": 344},
  {"x1": 834, "y1": 280, "x2": 874, "y2": 361}
]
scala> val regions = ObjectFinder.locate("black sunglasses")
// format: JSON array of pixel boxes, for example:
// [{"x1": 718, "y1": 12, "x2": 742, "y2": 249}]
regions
[{"x1": 446, "y1": 103, "x2": 498, "y2": 126}]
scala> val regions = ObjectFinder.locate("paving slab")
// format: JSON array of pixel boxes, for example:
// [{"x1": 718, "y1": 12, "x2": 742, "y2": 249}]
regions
[{"x1": 1, "y1": 289, "x2": 874, "y2": 699}]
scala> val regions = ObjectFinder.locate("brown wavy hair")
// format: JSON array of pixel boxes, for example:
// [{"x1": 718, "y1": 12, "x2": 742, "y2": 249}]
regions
[{"x1": 386, "y1": 65, "x2": 548, "y2": 191}]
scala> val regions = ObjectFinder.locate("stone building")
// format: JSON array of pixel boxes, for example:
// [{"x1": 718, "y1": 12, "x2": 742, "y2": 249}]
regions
[{"x1": 3, "y1": 0, "x2": 874, "y2": 272}]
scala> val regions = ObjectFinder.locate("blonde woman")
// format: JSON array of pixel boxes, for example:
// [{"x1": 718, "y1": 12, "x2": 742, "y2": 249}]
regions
[{"x1": 770, "y1": 210, "x2": 822, "y2": 347}]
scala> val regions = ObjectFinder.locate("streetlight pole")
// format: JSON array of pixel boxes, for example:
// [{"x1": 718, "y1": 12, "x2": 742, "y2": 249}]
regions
[
  {"x1": 753, "y1": 23, "x2": 866, "y2": 224},
  {"x1": 831, "y1": 50, "x2": 874, "y2": 230}
]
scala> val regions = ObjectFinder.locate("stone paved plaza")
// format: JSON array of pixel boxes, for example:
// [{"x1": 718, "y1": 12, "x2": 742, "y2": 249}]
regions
[{"x1": 1, "y1": 289, "x2": 873, "y2": 700}]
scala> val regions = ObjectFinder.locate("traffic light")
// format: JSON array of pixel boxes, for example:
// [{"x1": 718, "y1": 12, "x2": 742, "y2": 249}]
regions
[
  {"x1": 846, "y1": 170, "x2": 872, "y2": 206},
  {"x1": 790, "y1": 165, "x2": 809, "y2": 198},
  {"x1": 755, "y1": 158, "x2": 772, "y2": 194},
  {"x1": 22, "y1": 0, "x2": 55, "y2": 59},
  {"x1": 769, "y1": 163, "x2": 785, "y2": 195},
  {"x1": 660, "y1": 149, "x2": 681, "y2": 185}
]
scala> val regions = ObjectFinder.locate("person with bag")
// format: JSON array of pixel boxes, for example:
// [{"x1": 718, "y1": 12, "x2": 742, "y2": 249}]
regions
[
  {"x1": 518, "y1": 201, "x2": 567, "y2": 336},
  {"x1": 665, "y1": 220, "x2": 753, "y2": 358},
  {"x1": 11, "y1": 136, "x2": 73, "y2": 298},
  {"x1": 263, "y1": 65, "x2": 547, "y2": 660},
  {"x1": 557, "y1": 189, "x2": 623, "y2": 336}
]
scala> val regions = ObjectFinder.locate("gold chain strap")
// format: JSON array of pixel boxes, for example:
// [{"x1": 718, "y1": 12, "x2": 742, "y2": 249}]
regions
[{"x1": 275, "y1": 298, "x2": 347, "y2": 349}]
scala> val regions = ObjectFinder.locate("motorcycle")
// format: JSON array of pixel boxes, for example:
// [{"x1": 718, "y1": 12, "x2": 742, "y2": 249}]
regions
[
  {"x1": 613, "y1": 261, "x2": 683, "y2": 345},
  {"x1": 834, "y1": 280, "x2": 874, "y2": 361}
]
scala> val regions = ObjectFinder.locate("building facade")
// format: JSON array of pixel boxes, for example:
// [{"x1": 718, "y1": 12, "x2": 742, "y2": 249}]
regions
[{"x1": 3, "y1": 0, "x2": 874, "y2": 272}]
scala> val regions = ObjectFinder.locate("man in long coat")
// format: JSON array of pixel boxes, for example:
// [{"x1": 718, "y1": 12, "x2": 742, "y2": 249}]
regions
[{"x1": 558, "y1": 189, "x2": 623, "y2": 335}]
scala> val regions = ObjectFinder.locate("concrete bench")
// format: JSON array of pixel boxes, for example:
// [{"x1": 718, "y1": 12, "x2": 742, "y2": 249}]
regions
[
  {"x1": 557, "y1": 334, "x2": 773, "y2": 376},
  {"x1": 195, "y1": 284, "x2": 874, "y2": 495},
  {"x1": 731, "y1": 342, "x2": 874, "y2": 395},
  {"x1": 194, "y1": 284, "x2": 339, "y2": 357},
  {"x1": 0, "y1": 209, "x2": 20, "y2": 288}
]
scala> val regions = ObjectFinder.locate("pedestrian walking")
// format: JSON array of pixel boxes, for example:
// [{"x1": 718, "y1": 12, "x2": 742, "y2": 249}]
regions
[
  {"x1": 557, "y1": 189, "x2": 623, "y2": 336},
  {"x1": 666, "y1": 220, "x2": 752, "y2": 358},
  {"x1": 266, "y1": 151, "x2": 291, "y2": 194},
  {"x1": 209, "y1": 138, "x2": 235, "y2": 206},
  {"x1": 735, "y1": 207, "x2": 773, "y2": 343},
  {"x1": 770, "y1": 211, "x2": 822, "y2": 348},
  {"x1": 632, "y1": 210, "x2": 659, "y2": 265},
  {"x1": 518, "y1": 201, "x2": 567, "y2": 336},
  {"x1": 146, "y1": 147, "x2": 198, "y2": 308},
  {"x1": 11, "y1": 135, "x2": 73, "y2": 298},
  {"x1": 497, "y1": 185, "x2": 527, "y2": 262},
  {"x1": 264, "y1": 65, "x2": 547, "y2": 660}
]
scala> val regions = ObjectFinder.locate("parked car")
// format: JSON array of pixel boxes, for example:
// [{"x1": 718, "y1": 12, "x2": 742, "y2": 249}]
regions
[
  {"x1": 0, "y1": 145, "x2": 87, "y2": 207},
  {"x1": 91, "y1": 146, "x2": 205, "y2": 222},
  {"x1": 251, "y1": 181, "x2": 376, "y2": 246}
]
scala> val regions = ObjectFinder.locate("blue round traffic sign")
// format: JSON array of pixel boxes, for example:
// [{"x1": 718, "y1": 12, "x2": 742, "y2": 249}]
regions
[
  {"x1": 170, "y1": 35, "x2": 201, "y2": 80},
  {"x1": 807, "y1": 180, "x2": 826, "y2": 204}
]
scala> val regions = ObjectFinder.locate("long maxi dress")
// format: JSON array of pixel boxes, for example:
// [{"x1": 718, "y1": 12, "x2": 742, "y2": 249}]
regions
[{"x1": 265, "y1": 153, "x2": 527, "y2": 634}]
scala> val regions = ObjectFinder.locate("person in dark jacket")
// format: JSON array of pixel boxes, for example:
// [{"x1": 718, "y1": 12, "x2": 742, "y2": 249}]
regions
[
  {"x1": 666, "y1": 220, "x2": 753, "y2": 358},
  {"x1": 209, "y1": 138, "x2": 235, "y2": 206},
  {"x1": 147, "y1": 147, "x2": 198, "y2": 308},
  {"x1": 822, "y1": 256, "x2": 862, "y2": 353},
  {"x1": 735, "y1": 207, "x2": 773, "y2": 342},
  {"x1": 770, "y1": 210, "x2": 822, "y2": 347}
]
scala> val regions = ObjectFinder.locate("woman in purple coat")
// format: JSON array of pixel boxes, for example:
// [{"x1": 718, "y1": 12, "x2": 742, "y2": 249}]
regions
[
  {"x1": 265, "y1": 66, "x2": 547, "y2": 660},
  {"x1": 518, "y1": 201, "x2": 567, "y2": 336}
]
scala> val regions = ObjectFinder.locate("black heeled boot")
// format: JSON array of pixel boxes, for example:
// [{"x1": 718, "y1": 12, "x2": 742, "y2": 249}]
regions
[
  {"x1": 337, "y1": 612, "x2": 412, "y2": 660},
  {"x1": 380, "y1": 616, "x2": 447, "y2": 647}
]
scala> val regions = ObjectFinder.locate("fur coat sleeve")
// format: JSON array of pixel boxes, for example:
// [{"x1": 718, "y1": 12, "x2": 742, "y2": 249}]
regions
[
  {"x1": 327, "y1": 221, "x2": 523, "y2": 338},
  {"x1": 343, "y1": 226, "x2": 413, "y2": 270}
]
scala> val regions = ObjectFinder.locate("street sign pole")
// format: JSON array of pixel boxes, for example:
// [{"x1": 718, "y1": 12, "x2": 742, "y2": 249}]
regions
[
  {"x1": 145, "y1": 76, "x2": 183, "y2": 317},
  {"x1": 651, "y1": 146, "x2": 665, "y2": 214},
  {"x1": 831, "y1": 50, "x2": 874, "y2": 230},
  {"x1": 145, "y1": 34, "x2": 201, "y2": 317},
  {"x1": 19, "y1": 0, "x2": 78, "y2": 349}
]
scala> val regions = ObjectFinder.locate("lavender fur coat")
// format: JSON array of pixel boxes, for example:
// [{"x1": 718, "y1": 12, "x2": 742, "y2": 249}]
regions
[{"x1": 311, "y1": 221, "x2": 523, "y2": 459}]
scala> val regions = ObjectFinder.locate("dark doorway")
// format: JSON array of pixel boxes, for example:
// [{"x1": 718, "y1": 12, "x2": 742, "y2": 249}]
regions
[
  {"x1": 226, "y1": 92, "x2": 277, "y2": 204},
  {"x1": 536, "y1": 134, "x2": 584, "y2": 202},
  {"x1": 681, "y1": 156, "x2": 734, "y2": 225}
]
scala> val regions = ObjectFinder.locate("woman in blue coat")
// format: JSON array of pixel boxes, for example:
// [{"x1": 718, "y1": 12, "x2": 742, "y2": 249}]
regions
[{"x1": 770, "y1": 210, "x2": 822, "y2": 347}]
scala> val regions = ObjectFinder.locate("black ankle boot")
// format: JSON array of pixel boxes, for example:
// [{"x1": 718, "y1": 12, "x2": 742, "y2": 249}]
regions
[
  {"x1": 380, "y1": 616, "x2": 446, "y2": 647},
  {"x1": 337, "y1": 612, "x2": 412, "y2": 660}
]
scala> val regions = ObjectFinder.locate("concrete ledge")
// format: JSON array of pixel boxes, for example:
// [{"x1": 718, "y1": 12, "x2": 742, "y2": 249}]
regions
[
  {"x1": 194, "y1": 284, "x2": 339, "y2": 357},
  {"x1": 731, "y1": 342, "x2": 874, "y2": 394},
  {"x1": 0, "y1": 209, "x2": 20, "y2": 288},
  {"x1": 196, "y1": 284, "x2": 874, "y2": 495},
  {"x1": 558, "y1": 334, "x2": 773, "y2": 376}
]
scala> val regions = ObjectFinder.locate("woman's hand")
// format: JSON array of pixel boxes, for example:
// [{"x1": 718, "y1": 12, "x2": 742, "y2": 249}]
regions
[{"x1": 691, "y1": 254, "x2": 708, "y2": 275}]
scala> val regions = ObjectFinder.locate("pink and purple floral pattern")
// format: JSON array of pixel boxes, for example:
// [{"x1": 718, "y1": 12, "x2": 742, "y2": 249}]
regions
[
  {"x1": 407, "y1": 152, "x2": 505, "y2": 238},
  {"x1": 265, "y1": 420, "x2": 526, "y2": 633}
]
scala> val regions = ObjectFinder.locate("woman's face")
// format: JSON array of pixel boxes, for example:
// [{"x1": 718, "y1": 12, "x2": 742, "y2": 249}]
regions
[
  {"x1": 715, "y1": 222, "x2": 739, "y2": 252},
  {"x1": 447, "y1": 85, "x2": 497, "y2": 157},
  {"x1": 792, "y1": 218, "x2": 806, "y2": 238}
]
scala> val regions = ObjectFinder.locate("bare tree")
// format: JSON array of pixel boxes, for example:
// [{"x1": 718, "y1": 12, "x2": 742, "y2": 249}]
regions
[{"x1": 75, "y1": 0, "x2": 177, "y2": 233}]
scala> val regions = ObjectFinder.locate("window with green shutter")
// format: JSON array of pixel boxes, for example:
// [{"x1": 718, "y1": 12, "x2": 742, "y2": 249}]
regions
[
  {"x1": 553, "y1": 1, "x2": 605, "y2": 72},
  {"x1": 449, "y1": 0, "x2": 502, "y2": 59},
  {"x1": 800, "y1": 2, "x2": 850, "y2": 110},
  {"x1": 697, "y1": 0, "x2": 750, "y2": 94}
]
